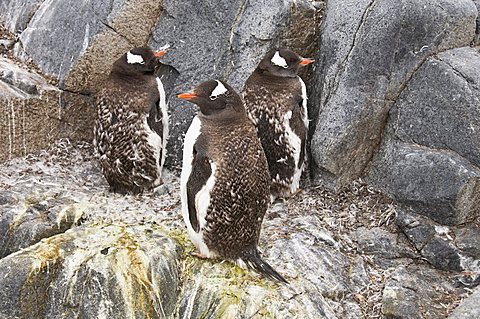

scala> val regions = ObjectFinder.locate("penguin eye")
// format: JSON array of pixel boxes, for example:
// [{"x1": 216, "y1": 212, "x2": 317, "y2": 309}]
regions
[{"x1": 209, "y1": 95, "x2": 218, "y2": 100}]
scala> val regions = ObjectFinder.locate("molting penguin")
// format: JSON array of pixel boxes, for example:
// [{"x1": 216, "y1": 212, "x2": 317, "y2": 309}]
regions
[
  {"x1": 178, "y1": 80, "x2": 288, "y2": 283},
  {"x1": 243, "y1": 48, "x2": 314, "y2": 199},
  {"x1": 94, "y1": 47, "x2": 169, "y2": 194}
]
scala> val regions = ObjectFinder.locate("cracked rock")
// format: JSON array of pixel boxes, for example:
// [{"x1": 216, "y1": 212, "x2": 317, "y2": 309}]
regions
[
  {"x1": 395, "y1": 210, "x2": 479, "y2": 273},
  {"x1": 351, "y1": 226, "x2": 416, "y2": 259},
  {"x1": 382, "y1": 265, "x2": 460, "y2": 319},
  {"x1": 310, "y1": 0, "x2": 477, "y2": 189}
]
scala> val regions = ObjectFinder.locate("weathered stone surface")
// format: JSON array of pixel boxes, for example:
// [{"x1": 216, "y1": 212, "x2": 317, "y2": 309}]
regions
[
  {"x1": 368, "y1": 141, "x2": 480, "y2": 226},
  {"x1": 351, "y1": 226, "x2": 416, "y2": 259},
  {"x1": 0, "y1": 224, "x2": 181, "y2": 319},
  {"x1": 0, "y1": 90, "x2": 63, "y2": 162},
  {"x1": 396, "y1": 209, "x2": 480, "y2": 273},
  {"x1": 0, "y1": 0, "x2": 44, "y2": 33},
  {"x1": 391, "y1": 47, "x2": 480, "y2": 168},
  {"x1": 448, "y1": 286, "x2": 480, "y2": 319},
  {"x1": 0, "y1": 193, "x2": 85, "y2": 259},
  {"x1": 310, "y1": 0, "x2": 477, "y2": 189},
  {"x1": 64, "y1": 0, "x2": 164, "y2": 93},
  {"x1": 455, "y1": 228, "x2": 480, "y2": 259},
  {"x1": 382, "y1": 265, "x2": 459, "y2": 319},
  {"x1": 0, "y1": 57, "x2": 57, "y2": 99},
  {"x1": 149, "y1": 0, "x2": 321, "y2": 168},
  {"x1": 11, "y1": 0, "x2": 163, "y2": 90},
  {"x1": 474, "y1": 0, "x2": 480, "y2": 45}
]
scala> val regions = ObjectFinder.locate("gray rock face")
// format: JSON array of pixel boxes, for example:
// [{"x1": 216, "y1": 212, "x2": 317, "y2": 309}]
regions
[
  {"x1": 396, "y1": 209, "x2": 480, "y2": 273},
  {"x1": 0, "y1": 0, "x2": 44, "y2": 33},
  {"x1": 0, "y1": 193, "x2": 85, "y2": 259},
  {"x1": 367, "y1": 47, "x2": 480, "y2": 226},
  {"x1": 149, "y1": 0, "x2": 320, "y2": 168},
  {"x1": 382, "y1": 266, "x2": 459, "y2": 319},
  {"x1": 368, "y1": 141, "x2": 480, "y2": 226},
  {"x1": 448, "y1": 286, "x2": 480, "y2": 319},
  {"x1": 0, "y1": 57, "x2": 57, "y2": 99},
  {"x1": 16, "y1": 0, "x2": 124, "y2": 86},
  {"x1": 310, "y1": 0, "x2": 477, "y2": 189},
  {"x1": 474, "y1": 0, "x2": 480, "y2": 45},
  {"x1": 392, "y1": 47, "x2": 480, "y2": 168}
]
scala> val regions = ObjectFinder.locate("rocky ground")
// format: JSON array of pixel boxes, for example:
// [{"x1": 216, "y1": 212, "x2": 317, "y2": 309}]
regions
[{"x1": 0, "y1": 140, "x2": 477, "y2": 318}]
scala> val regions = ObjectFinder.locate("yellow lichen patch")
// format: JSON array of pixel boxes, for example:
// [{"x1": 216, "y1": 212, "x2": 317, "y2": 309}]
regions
[
  {"x1": 26, "y1": 236, "x2": 66, "y2": 278},
  {"x1": 109, "y1": 229, "x2": 165, "y2": 319}
]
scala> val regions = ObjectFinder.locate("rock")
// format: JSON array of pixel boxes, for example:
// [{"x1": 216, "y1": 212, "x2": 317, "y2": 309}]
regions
[
  {"x1": 368, "y1": 140, "x2": 480, "y2": 226},
  {"x1": 382, "y1": 265, "x2": 460, "y2": 319},
  {"x1": 351, "y1": 226, "x2": 416, "y2": 259},
  {"x1": 0, "y1": 57, "x2": 57, "y2": 99},
  {"x1": 395, "y1": 209, "x2": 436, "y2": 251},
  {"x1": 391, "y1": 47, "x2": 480, "y2": 168},
  {"x1": 0, "y1": 192, "x2": 86, "y2": 258},
  {"x1": 395, "y1": 209, "x2": 480, "y2": 273},
  {"x1": 310, "y1": 0, "x2": 477, "y2": 189},
  {"x1": 149, "y1": 0, "x2": 321, "y2": 168},
  {"x1": 455, "y1": 228, "x2": 480, "y2": 259},
  {"x1": 0, "y1": 0, "x2": 44, "y2": 33},
  {"x1": 0, "y1": 141, "x2": 407, "y2": 318},
  {"x1": 474, "y1": 1, "x2": 480, "y2": 45},
  {"x1": 421, "y1": 237, "x2": 462, "y2": 272},
  {"x1": 10, "y1": 0, "x2": 162, "y2": 90},
  {"x1": 448, "y1": 286, "x2": 480, "y2": 319},
  {"x1": 0, "y1": 224, "x2": 181, "y2": 319}
]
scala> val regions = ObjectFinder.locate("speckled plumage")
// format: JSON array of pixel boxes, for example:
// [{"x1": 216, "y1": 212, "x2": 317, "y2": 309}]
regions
[
  {"x1": 179, "y1": 80, "x2": 287, "y2": 283},
  {"x1": 94, "y1": 47, "x2": 168, "y2": 194},
  {"x1": 244, "y1": 48, "x2": 312, "y2": 199}
]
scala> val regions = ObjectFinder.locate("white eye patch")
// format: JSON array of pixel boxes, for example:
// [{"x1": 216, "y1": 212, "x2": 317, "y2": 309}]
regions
[
  {"x1": 209, "y1": 80, "x2": 228, "y2": 100},
  {"x1": 271, "y1": 51, "x2": 288, "y2": 68},
  {"x1": 126, "y1": 51, "x2": 145, "y2": 64}
]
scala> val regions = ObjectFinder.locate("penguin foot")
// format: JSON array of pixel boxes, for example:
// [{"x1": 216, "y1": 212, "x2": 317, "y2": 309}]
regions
[{"x1": 190, "y1": 250, "x2": 209, "y2": 259}]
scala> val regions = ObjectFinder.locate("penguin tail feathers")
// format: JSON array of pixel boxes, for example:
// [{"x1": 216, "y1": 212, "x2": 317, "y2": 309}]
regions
[{"x1": 240, "y1": 249, "x2": 289, "y2": 284}]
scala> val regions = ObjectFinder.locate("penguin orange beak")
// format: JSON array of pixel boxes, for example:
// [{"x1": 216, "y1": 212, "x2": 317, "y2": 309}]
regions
[
  {"x1": 299, "y1": 58, "x2": 314, "y2": 66},
  {"x1": 177, "y1": 92, "x2": 198, "y2": 100},
  {"x1": 154, "y1": 50, "x2": 167, "y2": 58}
]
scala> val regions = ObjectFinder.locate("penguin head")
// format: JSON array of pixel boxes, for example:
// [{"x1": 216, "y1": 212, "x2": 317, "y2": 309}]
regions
[
  {"x1": 177, "y1": 80, "x2": 244, "y2": 116},
  {"x1": 112, "y1": 47, "x2": 167, "y2": 75},
  {"x1": 256, "y1": 48, "x2": 314, "y2": 78}
]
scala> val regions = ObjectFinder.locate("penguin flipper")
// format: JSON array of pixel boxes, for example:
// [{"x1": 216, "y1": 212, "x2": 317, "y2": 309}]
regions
[
  {"x1": 186, "y1": 146, "x2": 212, "y2": 232},
  {"x1": 240, "y1": 249, "x2": 289, "y2": 284}
]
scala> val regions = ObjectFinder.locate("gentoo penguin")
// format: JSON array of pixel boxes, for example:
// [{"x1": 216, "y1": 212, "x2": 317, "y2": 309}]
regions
[
  {"x1": 178, "y1": 80, "x2": 288, "y2": 283},
  {"x1": 243, "y1": 48, "x2": 314, "y2": 199},
  {"x1": 94, "y1": 47, "x2": 169, "y2": 194}
]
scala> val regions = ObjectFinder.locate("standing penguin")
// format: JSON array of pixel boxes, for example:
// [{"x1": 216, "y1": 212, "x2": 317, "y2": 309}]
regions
[
  {"x1": 243, "y1": 48, "x2": 314, "y2": 199},
  {"x1": 178, "y1": 80, "x2": 287, "y2": 283},
  {"x1": 94, "y1": 47, "x2": 169, "y2": 194}
]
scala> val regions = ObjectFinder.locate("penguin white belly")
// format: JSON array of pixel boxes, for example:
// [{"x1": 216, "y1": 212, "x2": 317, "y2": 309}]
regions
[
  {"x1": 180, "y1": 116, "x2": 216, "y2": 258},
  {"x1": 298, "y1": 77, "x2": 309, "y2": 128},
  {"x1": 156, "y1": 77, "x2": 169, "y2": 169},
  {"x1": 283, "y1": 110, "x2": 302, "y2": 193},
  {"x1": 143, "y1": 116, "x2": 163, "y2": 185}
]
